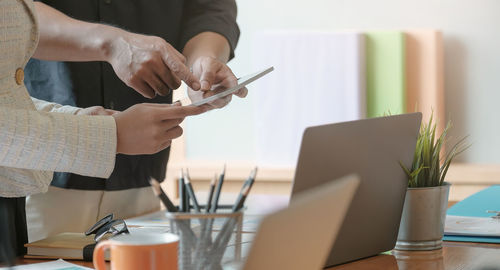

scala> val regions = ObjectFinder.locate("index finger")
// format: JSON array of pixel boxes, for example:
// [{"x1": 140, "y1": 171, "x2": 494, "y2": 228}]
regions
[
  {"x1": 155, "y1": 104, "x2": 209, "y2": 120},
  {"x1": 162, "y1": 54, "x2": 201, "y2": 91}
]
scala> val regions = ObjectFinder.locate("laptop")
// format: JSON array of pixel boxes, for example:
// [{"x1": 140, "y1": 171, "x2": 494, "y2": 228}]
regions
[
  {"x1": 241, "y1": 174, "x2": 360, "y2": 270},
  {"x1": 290, "y1": 113, "x2": 422, "y2": 267}
]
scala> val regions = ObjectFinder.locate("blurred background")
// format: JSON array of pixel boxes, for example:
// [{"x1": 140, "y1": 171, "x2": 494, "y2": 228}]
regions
[{"x1": 167, "y1": 0, "x2": 500, "y2": 201}]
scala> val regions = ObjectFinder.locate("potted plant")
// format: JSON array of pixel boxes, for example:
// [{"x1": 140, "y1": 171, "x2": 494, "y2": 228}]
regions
[{"x1": 395, "y1": 114, "x2": 468, "y2": 251}]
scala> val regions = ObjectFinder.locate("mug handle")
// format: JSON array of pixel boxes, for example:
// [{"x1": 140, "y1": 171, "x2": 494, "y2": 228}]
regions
[{"x1": 93, "y1": 240, "x2": 111, "y2": 270}]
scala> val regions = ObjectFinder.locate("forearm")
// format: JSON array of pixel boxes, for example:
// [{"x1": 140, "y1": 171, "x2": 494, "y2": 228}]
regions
[
  {"x1": 31, "y1": 97, "x2": 82, "y2": 115},
  {"x1": 32, "y1": 2, "x2": 123, "y2": 62},
  {"x1": 183, "y1": 32, "x2": 231, "y2": 67},
  {"x1": 0, "y1": 108, "x2": 116, "y2": 178}
]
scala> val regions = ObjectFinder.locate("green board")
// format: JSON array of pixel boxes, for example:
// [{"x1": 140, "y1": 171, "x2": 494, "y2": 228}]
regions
[{"x1": 365, "y1": 31, "x2": 406, "y2": 117}]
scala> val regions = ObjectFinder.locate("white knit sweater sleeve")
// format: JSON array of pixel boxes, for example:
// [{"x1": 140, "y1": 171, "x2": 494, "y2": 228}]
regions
[
  {"x1": 30, "y1": 97, "x2": 82, "y2": 115},
  {"x1": 0, "y1": 107, "x2": 116, "y2": 178}
]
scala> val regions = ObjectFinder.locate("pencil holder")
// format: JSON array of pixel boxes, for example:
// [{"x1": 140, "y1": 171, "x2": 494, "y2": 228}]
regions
[{"x1": 166, "y1": 211, "x2": 245, "y2": 270}]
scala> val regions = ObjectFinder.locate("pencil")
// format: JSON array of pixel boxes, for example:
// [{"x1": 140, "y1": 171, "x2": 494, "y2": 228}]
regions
[
  {"x1": 183, "y1": 169, "x2": 201, "y2": 212},
  {"x1": 178, "y1": 171, "x2": 185, "y2": 212},
  {"x1": 210, "y1": 164, "x2": 226, "y2": 213},
  {"x1": 232, "y1": 184, "x2": 251, "y2": 212},
  {"x1": 206, "y1": 174, "x2": 217, "y2": 213},
  {"x1": 238, "y1": 167, "x2": 258, "y2": 195},
  {"x1": 149, "y1": 178, "x2": 178, "y2": 212}
]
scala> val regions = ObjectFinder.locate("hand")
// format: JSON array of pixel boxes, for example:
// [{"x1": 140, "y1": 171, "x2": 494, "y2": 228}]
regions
[
  {"x1": 107, "y1": 32, "x2": 201, "y2": 99},
  {"x1": 111, "y1": 103, "x2": 209, "y2": 155},
  {"x1": 187, "y1": 56, "x2": 247, "y2": 109},
  {"x1": 76, "y1": 106, "x2": 118, "y2": 116}
]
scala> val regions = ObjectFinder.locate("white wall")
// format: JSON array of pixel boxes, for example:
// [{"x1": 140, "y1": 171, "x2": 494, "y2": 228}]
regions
[{"x1": 185, "y1": 0, "x2": 500, "y2": 164}]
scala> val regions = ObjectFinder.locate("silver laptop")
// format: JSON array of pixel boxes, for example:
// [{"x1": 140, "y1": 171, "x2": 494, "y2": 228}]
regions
[
  {"x1": 290, "y1": 113, "x2": 422, "y2": 267},
  {"x1": 241, "y1": 175, "x2": 360, "y2": 270}
]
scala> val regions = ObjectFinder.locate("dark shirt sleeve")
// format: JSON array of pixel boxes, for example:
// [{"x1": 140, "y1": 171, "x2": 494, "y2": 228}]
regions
[{"x1": 180, "y1": 0, "x2": 240, "y2": 60}]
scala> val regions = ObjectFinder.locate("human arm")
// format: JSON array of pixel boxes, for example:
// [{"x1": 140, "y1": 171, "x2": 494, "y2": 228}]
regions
[
  {"x1": 180, "y1": 0, "x2": 247, "y2": 108},
  {"x1": 31, "y1": 97, "x2": 118, "y2": 116},
  {"x1": 0, "y1": 108, "x2": 116, "y2": 178},
  {"x1": 31, "y1": 97, "x2": 82, "y2": 115},
  {"x1": 31, "y1": 2, "x2": 201, "y2": 98},
  {"x1": 0, "y1": 102, "x2": 207, "y2": 178}
]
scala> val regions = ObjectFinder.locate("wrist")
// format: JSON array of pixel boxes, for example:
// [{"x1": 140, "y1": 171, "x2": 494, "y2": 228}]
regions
[
  {"x1": 183, "y1": 32, "x2": 230, "y2": 66},
  {"x1": 98, "y1": 26, "x2": 129, "y2": 63}
]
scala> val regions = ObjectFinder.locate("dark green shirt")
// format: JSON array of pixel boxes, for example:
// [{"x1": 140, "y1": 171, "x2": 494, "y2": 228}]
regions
[{"x1": 25, "y1": 0, "x2": 240, "y2": 190}]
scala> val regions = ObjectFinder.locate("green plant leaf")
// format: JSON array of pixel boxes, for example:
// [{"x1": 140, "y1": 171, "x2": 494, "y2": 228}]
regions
[{"x1": 399, "y1": 111, "x2": 468, "y2": 188}]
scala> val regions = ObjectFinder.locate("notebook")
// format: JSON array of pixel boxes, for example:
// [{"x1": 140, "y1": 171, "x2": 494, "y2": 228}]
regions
[{"x1": 24, "y1": 233, "x2": 98, "y2": 261}]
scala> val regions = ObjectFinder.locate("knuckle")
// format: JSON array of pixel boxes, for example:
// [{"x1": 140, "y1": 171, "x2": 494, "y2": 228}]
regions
[
  {"x1": 152, "y1": 36, "x2": 166, "y2": 47},
  {"x1": 165, "y1": 140, "x2": 172, "y2": 147},
  {"x1": 144, "y1": 57, "x2": 156, "y2": 67},
  {"x1": 129, "y1": 75, "x2": 141, "y2": 86},
  {"x1": 174, "y1": 126, "x2": 183, "y2": 137},
  {"x1": 178, "y1": 54, "x2": 186, "y2": 63},
  {"x1": 171, "y1": 80, "x2": 181, "y2": 89},
  {"x1": 169, "y1": 61, "x2": 180, "y2": 74},
  {"x1": 228, "y1": 77, "x2": 238, "y2": 85},
  {"x1": 175, "y1": 118, "x2": 184, "y2": 125},
  {"x1": 204, "y1": 71, "x2": 216, "y2": 79}
]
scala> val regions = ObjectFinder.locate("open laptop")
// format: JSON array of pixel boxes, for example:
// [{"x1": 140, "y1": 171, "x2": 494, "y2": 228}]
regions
[
  {"x1": 241, "y1": 174, "x2": 360, "y2": 270},
  {"x1": 290, "y1": 113, "x2": 422, "y2": 267}
]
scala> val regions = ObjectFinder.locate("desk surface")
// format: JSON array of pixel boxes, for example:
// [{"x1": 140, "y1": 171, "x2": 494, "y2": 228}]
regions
[
  {"x1": 16, "y1": 242, "x2": 500, "y2": 269},
  {"x1": 12, "y1": 201, "x2": 500, "y2": 269}
]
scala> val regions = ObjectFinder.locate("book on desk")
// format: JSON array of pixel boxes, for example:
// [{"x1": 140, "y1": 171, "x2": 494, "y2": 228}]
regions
[
  {"x1": 444, "y1": 185, "x2": 500, "y2": 243},
  {"x1": 24, "y1": 232, "x2": 105, "y2": 261}
]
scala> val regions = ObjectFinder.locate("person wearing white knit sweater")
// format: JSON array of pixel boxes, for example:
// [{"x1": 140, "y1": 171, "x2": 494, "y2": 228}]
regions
[{"x1": 0, "y1": 0, "x2": 219, "y2": 258}]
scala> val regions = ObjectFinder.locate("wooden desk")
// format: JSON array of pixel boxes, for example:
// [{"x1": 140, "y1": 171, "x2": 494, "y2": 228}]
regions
[
  {"x1": 330, "y1": 242, "x2": 500, "y2": 269},
  {"x1": 12, "y1": 202, "x2": 500, "y2": 269},
  {"x1": 14, "y1": 240, "x2": 500, "y2": 269}
]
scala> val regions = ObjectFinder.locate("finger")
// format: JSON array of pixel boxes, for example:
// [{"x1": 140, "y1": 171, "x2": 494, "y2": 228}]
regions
[
  {"x1": 105, "y1": 109, "x2": 120, "y2": 115},
  {"x1": 134, "y1": 81, "x2": 156, "y2": 99},
  {"x1": 218, "y1": 70, "x2": 238, "y2": 87},
  {"x1": 199, "y1": 62, "x2": 222, "y2": 91},
  {"x1": 163, "y1": 125, "x2": 184, "y2": 141},
  {"x1": 153, "y1": 60, "x2": 181, "y2": 91},
  {"x1": 234, "y1": 87, "x2": 248, "y2": 98},
  {"x1": 197, "y1": 104, "x2": 212, "y2": 111},
  {"x1": 209, "y1": 95, "x2": 231, "y2": 109},
  {"x1": 146, "y1": 75, "x2": 170, "y2": 96},
  {"x1": 207, "y1": 84, "x2": 232, "y2": 106},
  {"x1": 161, "y1": 118, "x2": 184, "y2": 130},
  {"x1": 154, "y1": 104, "x2": 208, "y2": 120},
  {"x1": 157, "y1": 140, "x2": 172, "y2": 152},
  {"x1": 162, "y1": 53, "x2": 200, "y2": 91},
  {"x1": 168, "y1": 44, "x2": 186, "y2": 63}
]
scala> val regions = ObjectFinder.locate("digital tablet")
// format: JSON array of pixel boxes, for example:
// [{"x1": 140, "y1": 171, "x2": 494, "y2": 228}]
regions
[{"x1": 189, "y1": 66, "x2": 274, "y2": 107}]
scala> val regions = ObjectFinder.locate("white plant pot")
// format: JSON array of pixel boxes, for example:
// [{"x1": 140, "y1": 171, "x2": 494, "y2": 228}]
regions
[{"x1": 395, "y1": 182, "x2": 450, "y2": 251}]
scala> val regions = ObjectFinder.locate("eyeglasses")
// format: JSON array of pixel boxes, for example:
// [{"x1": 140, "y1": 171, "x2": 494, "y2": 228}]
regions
[{"x1": 85, "y1": 213, "x2": 129, "y2": 242}]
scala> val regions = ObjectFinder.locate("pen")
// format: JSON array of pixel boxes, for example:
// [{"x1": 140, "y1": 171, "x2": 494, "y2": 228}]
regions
[
  {"x1": 178, "y1": 171, "x2": 185, "y2": 212},
  {"x1": 149, "y1": 178, "x2": 178, "y2": 212},
  {"x1": 206, "y1": 174, "x2": 217, "y2": 213},
  {"x1": 184, "y1": 169, "x2": 201, "y2": 212},
  {"x1": 211, "y1": 164, "x2": 226, "y2": 213}
]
